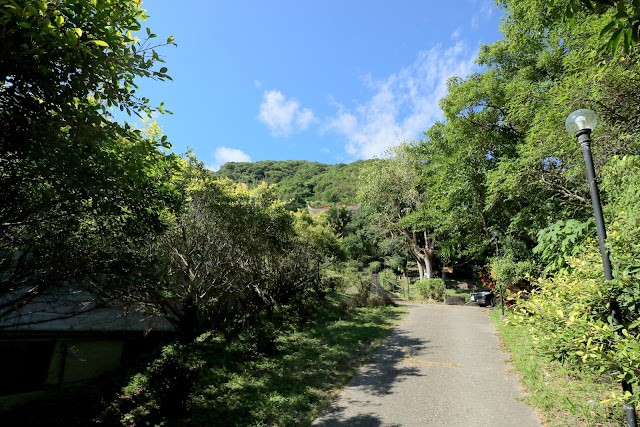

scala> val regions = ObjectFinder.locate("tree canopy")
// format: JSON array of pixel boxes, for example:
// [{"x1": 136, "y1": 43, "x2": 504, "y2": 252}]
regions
[
  {"x1": 215, "y1": 160, "x2": 370, "y2": 211},
  {"x1": 0, "y1": 0, "x2": 180, "y2": 318}
]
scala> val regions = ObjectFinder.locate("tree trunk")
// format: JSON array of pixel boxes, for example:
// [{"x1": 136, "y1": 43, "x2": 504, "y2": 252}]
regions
[
  {"x1": 417, "y1": 261, "x2": 424, "y2": 280},
  {"x1": 424, "y1": 253, "x2": 434, "y2": 279}
]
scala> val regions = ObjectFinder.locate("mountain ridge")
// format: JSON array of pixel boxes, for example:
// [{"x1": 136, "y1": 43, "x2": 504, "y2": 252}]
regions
[{"x1": 214, "y1": 159, "x2": 372, "y2": 211}]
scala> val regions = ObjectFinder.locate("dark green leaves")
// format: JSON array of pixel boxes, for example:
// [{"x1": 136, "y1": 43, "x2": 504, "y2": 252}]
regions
[{"x1": 0, "y1": 0, "x2": 180, "y2": 320}]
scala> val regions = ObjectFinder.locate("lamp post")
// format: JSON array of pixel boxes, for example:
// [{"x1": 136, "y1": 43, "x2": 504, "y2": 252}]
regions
[
  {"x1": 491, "y1": 230, "x2": 505, "y2": 317},
  {"x1": 565, "y1": 109, "x2": 637, "y2": 427}
]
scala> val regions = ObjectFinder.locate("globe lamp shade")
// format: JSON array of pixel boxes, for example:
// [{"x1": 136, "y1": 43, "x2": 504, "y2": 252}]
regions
[{"x1": 565, "y1": 109, "x2": 597, "y2": 135}]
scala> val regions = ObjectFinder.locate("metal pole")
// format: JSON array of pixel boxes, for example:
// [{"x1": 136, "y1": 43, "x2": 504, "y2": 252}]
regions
[
  {"x1": 577, "y1": 129, "x2": 637, "y2": 427},
  {"x1": 493, "y1": 233, "x2": 505, "y2": 316},
  {"x1": 578, "y1": 131, "x2": 613, "y2": 280}
]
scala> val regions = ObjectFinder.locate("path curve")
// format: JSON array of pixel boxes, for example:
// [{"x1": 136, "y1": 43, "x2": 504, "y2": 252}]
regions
[{"x1": 313, "y1": 303, "x2": 542, "y2": 427}]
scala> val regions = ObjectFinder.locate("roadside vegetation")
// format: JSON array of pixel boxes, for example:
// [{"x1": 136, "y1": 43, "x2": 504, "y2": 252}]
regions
[
  {"x1": 2, "y1": 0, "x2": 640, "y2": 425},
  {"x1": 2, "y1": 293, "x2": 406, "y2": 426},
  {"x1": 493, "y1": 308, "x2": 623, "y2": 426}
]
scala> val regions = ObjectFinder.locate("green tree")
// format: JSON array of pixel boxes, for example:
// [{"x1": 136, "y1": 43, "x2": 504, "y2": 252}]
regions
[
  {"x1": 0, "y1": 0, "x2": 179, "y2": 319},
  {"x1": 359, "y1": 145, "x2": 438, "y2": 279},
  {"x1": 415, "y1": 0, "x2": 640, "y2": 275},
  {"x1": 133, "y1": 168, "x2": 319, "y2": 340},
  {"x1": 547, "y1": 0, "x2": 640, "y2": 53}
]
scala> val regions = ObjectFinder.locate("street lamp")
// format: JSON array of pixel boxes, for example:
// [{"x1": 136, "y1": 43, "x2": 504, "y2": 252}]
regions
[
  {"x1": 490, "y1": 230, "x2": 505, "y2": 317},
  {"x1": 566, "y1": 109, "x2": 637, "y2": 427}
]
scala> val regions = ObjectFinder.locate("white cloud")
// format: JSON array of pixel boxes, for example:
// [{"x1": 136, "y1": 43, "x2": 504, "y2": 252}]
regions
[
  {"x1": 257, "y1": 90, "x2": 315, "y2": 137},
  {"x1": 471, "y1": 15, "x2": 480, "y2": 30},
  {"x1": 206, "y1": 147, "x2": 251, "y2": 171},
  {"x1": 254, "y1": 80, "x2": 263, "y2": 88},
  {"x1": 325, "y1": 42, "x2": 477, "y2": 159},
  {"x1": 451, "y1": 27, "x2": 462, "y2": 40},
  {"x1": 471, "y1": 0, "x2": 494, "y2": 30}
]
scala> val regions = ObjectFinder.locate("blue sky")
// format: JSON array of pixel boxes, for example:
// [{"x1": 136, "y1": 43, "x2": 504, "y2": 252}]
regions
[{"x1": 135, "y1": 1, "x2": 504, "y2": 169}]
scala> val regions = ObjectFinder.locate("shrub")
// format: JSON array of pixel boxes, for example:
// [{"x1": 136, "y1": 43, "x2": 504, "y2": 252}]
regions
[
  {"x1": 506, "y1": 156, "x2": 640, "y2": 410},
  {"x1": 368, "y1": 294, "x2": 396, "y2": 307},
  {"x1": 510, "y1": 253, "x2": 640, "y2": 408},
  {"x1": 379, "y1": 268, "x2": 398, "y2": 291},
  {"x1": 414, "y1": 278, "x2": 445, "y2": 301},
  {"x1": 102, "y1": 343, "x2": 204, "y2": 425},
  {"x1": 368, "y1": 260, "x2": 382, "y2": 274},
  {"x1": 321, "y1": 275, "x2": 344, "y2": 292}
]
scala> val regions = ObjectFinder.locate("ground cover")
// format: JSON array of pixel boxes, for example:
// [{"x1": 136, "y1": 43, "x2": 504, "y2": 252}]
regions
[
  {"x1": 184, "y1": 299, "x2": 406, "y2": 426},
  {"x1": 386, "y1": 278, "x2": 474, "y2": 303},
  {"x1": 491, "y1": 309, "x2": 624, "y2": 426},
  {"x1": 2, "y1": 293, "x2": 407, "y2": 426}
]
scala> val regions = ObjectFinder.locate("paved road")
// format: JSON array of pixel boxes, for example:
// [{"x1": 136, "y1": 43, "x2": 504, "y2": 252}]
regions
[{"x1": 313, "y1": 303, "x2": 542, "y2": 427}]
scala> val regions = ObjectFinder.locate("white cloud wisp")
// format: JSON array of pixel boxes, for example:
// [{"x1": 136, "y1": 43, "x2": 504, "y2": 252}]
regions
[
  {"x1": 206, "y1": 146, "x2": 251, "y2": 171},
  {"x1": 325, "y1": 42, "x2": 478, "y2": 159},
  {"x1": 258, "y1": 90, "x2": 315, "y2": 137}
]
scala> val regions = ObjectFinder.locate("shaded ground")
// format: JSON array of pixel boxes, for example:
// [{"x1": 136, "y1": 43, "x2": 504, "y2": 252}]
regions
[{"x1": 313, "y1": 303, "x2": 542, "y2": 427}]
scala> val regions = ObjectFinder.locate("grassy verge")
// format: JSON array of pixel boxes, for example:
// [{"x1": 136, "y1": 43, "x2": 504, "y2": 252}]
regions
[
  {"x1": 180, "y1": 296, "x2": 407, "y2": 426},
  {"x1": 490, "y1": 308, "x2": 624, "y2": 426},
  {"x1": 3, "y1": 293, "x2": 407, "y2": 426},
  {"x1": 395, "y1": 284, "x2": 471, "y2": 302},
  {"x1": 444, "y1": 287, "x2": 470, "y2": 302}
]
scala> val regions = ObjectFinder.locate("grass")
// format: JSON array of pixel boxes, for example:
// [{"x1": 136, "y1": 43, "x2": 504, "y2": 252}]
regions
[
  {"x1": 2, "y1": 293, "x2": 407, "y2": 426},
  {"x1": 374, "y1": 272, "x2": 477, "y2": 303},
  {"x1": 181, "y1": 295, "x2": 407, "y2": 426},
  {"x1": 388, "y1": 281, "x2": 472, "y2": 303},
  {"x1": 444, "y1": 287, "x2": 471, "y2": 302},
  {"x1": 490, "y1": 308, "x2": 625, "y2": 426}
]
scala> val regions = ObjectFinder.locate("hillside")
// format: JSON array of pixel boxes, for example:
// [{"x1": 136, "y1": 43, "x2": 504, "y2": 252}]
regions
[{"x1": 214, "y1": 160, "x2": 371, "y2": 211}]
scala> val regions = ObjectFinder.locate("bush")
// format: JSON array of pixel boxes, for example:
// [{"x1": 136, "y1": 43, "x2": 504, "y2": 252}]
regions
[
  {"x1": 368, "y1": 260, "x2": 382, "y2": 274},
  {"x1": 321, "y1": 275, "x2": 344, "y2": 292},
  {"x1": 510, "y1": 253, "x2": 640, "y2": 408},
  {"x1": 379, "y1": 268, "x2": 398, "y2": 291},
  {"x1": 414, "y1": 278, "x2": 445, "y2": 301},
  {"x1": 102, "y1": 343, "x2": 204, "y2": 425},
  {"x1": 506, "y1": 156, "x2": 640, "y2": 410},
  {"x1": 368, "y1": 294, "x2": 396, "y2": 307}
]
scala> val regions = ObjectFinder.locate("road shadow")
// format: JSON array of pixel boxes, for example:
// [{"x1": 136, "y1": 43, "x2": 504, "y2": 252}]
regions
[
  {"x1": 314, "y1": 412, "x2": 401, "y2": 426},
  {"x1": 314, "y1": 328, "x2": 430, "y2": 425},
  {"x1": 348, "y1": 330, "x2": 428, "y2": 396}
]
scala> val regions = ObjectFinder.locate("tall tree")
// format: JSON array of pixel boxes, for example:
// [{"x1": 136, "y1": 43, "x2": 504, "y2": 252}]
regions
[
  {"x1": 132, "y1": 168, "x2": 319, "y2": 340},
  {"x1": 359, "y1": 145, "x2": 438, "y2": 279},
  {"x1": 0, "y1": 0, "x2": 180, "y2": 319},
  {"x1": 413, "y1": 0, "x2": 640, "y2": 274}
]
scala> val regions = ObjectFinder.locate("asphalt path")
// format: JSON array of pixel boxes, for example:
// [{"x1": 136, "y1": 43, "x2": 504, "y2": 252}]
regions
[{"x1": 313, "y1": 303, "x2": 542, "y2": 427}]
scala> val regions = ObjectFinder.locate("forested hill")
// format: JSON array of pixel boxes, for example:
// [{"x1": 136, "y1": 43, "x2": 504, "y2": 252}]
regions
[{"x1": 214, "y1": 160, "x2": 372, "y2": 210}]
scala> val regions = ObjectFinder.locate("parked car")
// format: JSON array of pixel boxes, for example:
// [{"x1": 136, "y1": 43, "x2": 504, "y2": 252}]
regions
[{"x1": 470, "y1": 289, "x2": 495, "y2": 307}]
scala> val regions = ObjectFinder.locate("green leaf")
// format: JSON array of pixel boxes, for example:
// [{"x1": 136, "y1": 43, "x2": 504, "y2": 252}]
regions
[
  {"x1": 92, "y1": 40, "x2": 109, "y2": 47},
  {"x1": 624, "y1": 27, "x2": 632, "y2": 53},
  {"x1": 600, "y1": 20, "x2": 616, "y2": 37},
  {"x1": 608, "y1": 27, "x2": 624, "y2": 53},
  {"x1": 616, "y1": 2, "x2": 628, "y2": 19},
  {"x1": 566, "y1": 3, "x2": 575, "y2": 25},
  {"x1": 167, "y1": 36, "x2": 175, "y2": 43},
  {"x1": 159, "y1": 67, "x2": 168, "y2": 73},
  {"x1": 579, "y1": 0, "x2": 593, "y2": 11}
]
